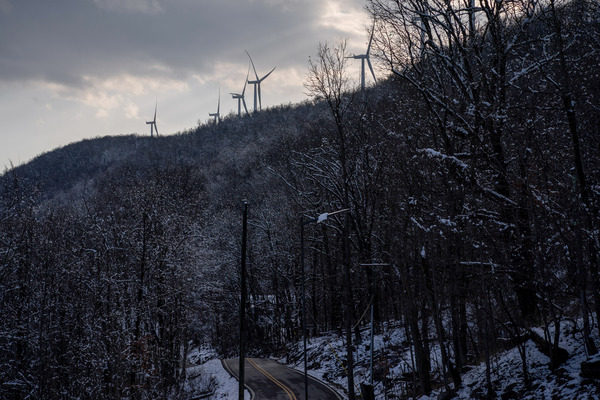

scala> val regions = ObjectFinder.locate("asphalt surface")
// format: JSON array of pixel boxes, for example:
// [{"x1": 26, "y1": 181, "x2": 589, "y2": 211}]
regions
[{"x1": 222, "y1": 358, "x2": 342, "y2": 400}]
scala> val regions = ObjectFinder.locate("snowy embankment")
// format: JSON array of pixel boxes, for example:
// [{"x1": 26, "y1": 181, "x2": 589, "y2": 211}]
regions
[
  {"x1": 183, "y1": 348, "x2": 250, "y2": 400},
  {"x1": 279, "y1": 320, "x2": 600, "y2": 399},
  {"x1": 184, "y1": 320, "x2": 600, "y2": 399}
]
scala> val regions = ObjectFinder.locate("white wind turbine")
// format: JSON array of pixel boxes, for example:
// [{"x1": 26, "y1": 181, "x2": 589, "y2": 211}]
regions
[
  {"x1": 349, "y1": 24, "x2": 377, "y2": 91},
  {"x1": 146, "y1": 101, "x2": 158, "y2": 137},
  {"x1": 246, "y1": 50, "x2": 276, "y2": 113},
  {"x1": 209, "y1": 86, "x2": 221, "y2": 123},
  {"x1": 231, "y1": 66, "x2": 250, "y2": 117}
]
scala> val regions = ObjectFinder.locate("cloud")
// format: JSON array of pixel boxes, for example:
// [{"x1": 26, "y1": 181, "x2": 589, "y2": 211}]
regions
[
  {"x1": 99, "y1": 73, "x2": 189, "y2": 96},
  {"x1": 192, "y1": 60, "x2": 255, "y2": 92},
  {"x1": 271, "y1": 66, "x2": 305, "y2": 90},
  {"x1": 124, "y1": 102, "x2": 140, "y2": 119},
  {"x1": 92, "y1": 0, "x2": 163, "y2": 15},
  {"x1": 37, "y1": 80, "x2": 122, "y2": 118},
  {"x1": 0, "y1": 0, "x2": 371, "y2": 166},
  {"x1": 33, "y1": 73, "x2": 188, "y2": 120},
  {"x1": 0, "y1": 0, "x2": 367, "y2": 90},
  {"x1": 0, "y1": 0, "x2": 12, "y2": 15},
  {"x1": 317, "y1": 0, "x2": 367, "y2": 37}
]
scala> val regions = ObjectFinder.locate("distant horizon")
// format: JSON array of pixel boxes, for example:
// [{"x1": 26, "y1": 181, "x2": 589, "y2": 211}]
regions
[
  {"x1": 1, "y1": 95, "x2": 326, "y2": 172},
  {"x1": 0, "y1": 0, "x2": 374, "y2": 169}
]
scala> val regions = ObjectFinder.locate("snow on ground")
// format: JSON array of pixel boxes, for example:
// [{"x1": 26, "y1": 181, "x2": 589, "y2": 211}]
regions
[
  {"x1": 186, "y1": 319, "x2": 600, "y2": 399},
  {"x1": 279, "y1": 321, "x2": 412, "y2": 398},
  {"x1": 184, "y1": 347, "x2": 250, "y2": 399},
  {"x1": 279, "y1": 319, "x2": 600, "y2": 399}
]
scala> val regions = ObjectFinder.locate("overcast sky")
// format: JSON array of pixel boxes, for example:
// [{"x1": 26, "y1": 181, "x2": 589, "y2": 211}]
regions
[{"x1": 0, "y1": 0, "x2": 377, "y2": 168}]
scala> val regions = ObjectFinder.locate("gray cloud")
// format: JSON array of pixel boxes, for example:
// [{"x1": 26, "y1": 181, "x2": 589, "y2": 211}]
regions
[
  {"x1": 1, "y1": 0, "x2": 367, "y2": 88},
  {"x1": 0, "y1": 0, "x2": 371, "y2": 167},
  {"x1": 92, "y1": 0, "x2": 164, "y2": 15},
  {"x1": 0, "y1": 0, "x2": 13, "y2": 15}
]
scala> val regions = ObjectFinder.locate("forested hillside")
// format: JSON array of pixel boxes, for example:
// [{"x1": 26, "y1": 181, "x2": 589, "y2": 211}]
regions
[{"x1": 1, "y1": 1, "x2": 599, "y2": 399}]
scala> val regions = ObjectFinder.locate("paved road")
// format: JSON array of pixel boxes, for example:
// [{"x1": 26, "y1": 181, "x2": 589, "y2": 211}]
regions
[{"x1": 222, "y1": 358, "x2": 342, "y2": 400}]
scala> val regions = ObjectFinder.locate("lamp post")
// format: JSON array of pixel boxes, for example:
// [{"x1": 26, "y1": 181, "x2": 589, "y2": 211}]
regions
[{"x1": 300, "y1": 208, "x2": 349, "y2": 400}]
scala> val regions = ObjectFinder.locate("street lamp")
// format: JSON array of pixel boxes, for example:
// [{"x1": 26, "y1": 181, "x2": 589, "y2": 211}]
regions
[{"x1": 300, "y1": 208, "x2": 349, "y2": 400}]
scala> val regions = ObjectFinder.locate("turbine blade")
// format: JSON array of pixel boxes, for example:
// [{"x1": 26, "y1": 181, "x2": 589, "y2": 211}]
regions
[
  {"x1": 154, "y1": 101, "x2": 157, "y2": 121},
  {"x1": 242, "y1": 64, "x2": 249, "y2": 96},
  {"x1": 367, "y1": 22, "x2": 375, "y2": 56},
  {"x1": 242, "y1": 98, "x2": 249, "y2": 116},
  {"x1": 154, "y1": 123, "x2": 158, "y2": 136},
  {"x1": 260, "y1": 66, "x2": 276, "y2": 82},
  {"x1": 367, "y1": 58, "x2": 377, "y2": 83},
  {"x1": 245, "y1": 50, "x2": 259, "y2": 80}
]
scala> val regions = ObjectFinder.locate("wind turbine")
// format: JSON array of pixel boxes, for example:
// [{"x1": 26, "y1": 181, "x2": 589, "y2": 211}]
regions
[
  {"x1": 230, "y1": 66, "x2": 250, "y2": 117},
  {"x1": 146, "y1": 101, "x2": 158, "y2": 137},
  {"x1": 209, "y1": 86, "x2": 221, "y2": 123},
  {"x1": 246, "y1": 50, "x2": 276, "y2": 113},
  {"x1": 349, "y1": 24, "x2": 377, "y2": 91}
]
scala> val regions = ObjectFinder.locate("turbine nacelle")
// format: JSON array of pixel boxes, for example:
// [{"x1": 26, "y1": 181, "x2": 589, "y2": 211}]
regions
[
  {"x1": 349, "y1": 23, "x2": 377, "y2": 91},
  {"x1": 230, "y1": 65, "x2": 250, "y2": 117},
  {"x1": 245, "y1": 50, "x2": 275, "y2": 113},
  {"x1": 146, "y1": 101, "x2": 158, "y2": 137}
]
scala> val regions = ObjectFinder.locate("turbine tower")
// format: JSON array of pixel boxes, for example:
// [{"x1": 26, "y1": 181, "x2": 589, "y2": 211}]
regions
[
  {"x1": 230, "y1": 67, "x2": 250, "y2": 117},
  {"x1": 146, "y1": 101, "x2": 158, "y2": 137},
  {"x1": 246, "y1": 50, "x2": 276, "y2": 113},
  {"x1": 349, "y1": 24, "x2": 377, "y2": 91},
  {"x1": 209, "y1": 86, "x2": 221, "y2": 123}
]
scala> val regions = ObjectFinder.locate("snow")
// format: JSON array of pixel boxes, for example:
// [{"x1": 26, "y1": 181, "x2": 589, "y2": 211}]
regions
[
  {"x1": 275, "y1": 318, "x2": 600, "y2": 400},
  {"x1": 196, "y1": 359, "x2": 250, "y2": 399},
  {"x1": 420, "y1": 148, "x2": 468, "y2": 170},
  {"x1": 317, "y1": 212, "x2": 329, "y2": 223},
  {"x1": 185, "y1": 347, "x2": 251, "y2": 399},
  {"x1": 438, "y1": 218, "x2": 456, "y2": 227},
  {"x1": 443, "y1": 323, "x2": 600, "y2": 400},
  {"x1": 482, "y1": 187, "x2": 518, "y2": 206},
  {"x1": 411, "y1": 216, "x2": 429, "y2": 232},
  {"x1": 190, "y1": 319, "x2": 599, "y2": 400}
]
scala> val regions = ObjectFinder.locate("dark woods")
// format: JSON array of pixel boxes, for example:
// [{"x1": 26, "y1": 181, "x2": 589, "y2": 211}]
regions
[{"x1": 1, "y1": 1, "x2": 599, "y2": 398}]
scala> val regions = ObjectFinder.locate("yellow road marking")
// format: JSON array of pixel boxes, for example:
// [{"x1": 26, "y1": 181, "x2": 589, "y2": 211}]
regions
[{"x1": 247, "y1": 358, "x2": 297, "y2": 400}]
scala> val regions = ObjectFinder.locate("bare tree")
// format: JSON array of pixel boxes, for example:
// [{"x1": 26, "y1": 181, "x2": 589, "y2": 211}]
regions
[{"x1": 305, "y1": 39, "x2": 358, "y2": 400}]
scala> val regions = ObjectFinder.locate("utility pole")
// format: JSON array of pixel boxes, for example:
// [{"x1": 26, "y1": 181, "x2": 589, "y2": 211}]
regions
[
  {"x1": 359, "y1": 263, "x2": 391, "y2": 400},
  {"x1": 239, "y1": 201, "x2": 248, "y2": 400},
  {"x1": 300, "y1": 217, "x2": 309, "y2": 400}
]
